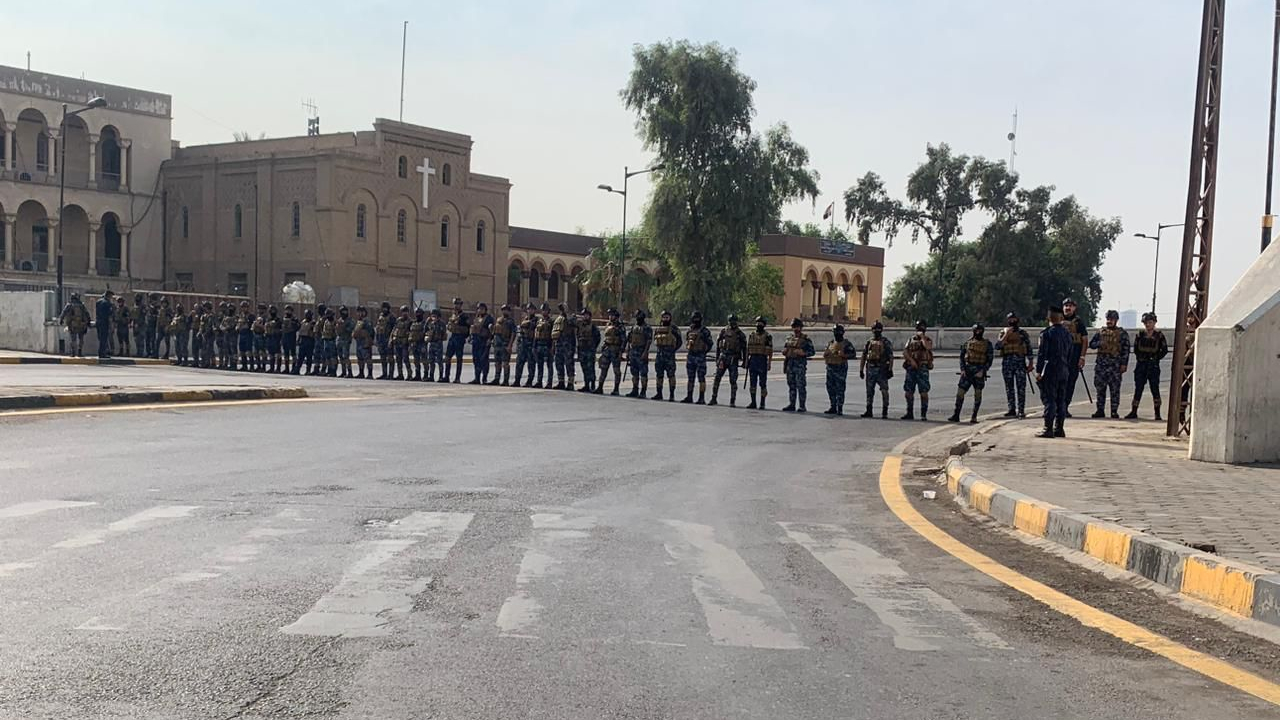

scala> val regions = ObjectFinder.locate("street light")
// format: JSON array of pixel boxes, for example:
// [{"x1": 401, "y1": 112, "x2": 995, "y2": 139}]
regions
[
  {"x1": 1133, "y1": 222, "x2": 1183, "y2": 315},
  {"x1": 596, "y1": 163, "x2": 664, "y2": 313},
  {"x1": 56, "y1": 96, "x2": 108, "y2": 310}
]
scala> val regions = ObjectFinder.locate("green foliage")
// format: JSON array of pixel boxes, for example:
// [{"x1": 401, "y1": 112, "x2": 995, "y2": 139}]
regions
[
  {"x1": 779, "y1": 220, "x2": 853, "y2": 244},
  {"x1": 575, "y1": 232, "x2": 658, "y2": 314},
  {"x1": 623, "y1": 40, "x2": 819, "y2": 323}
]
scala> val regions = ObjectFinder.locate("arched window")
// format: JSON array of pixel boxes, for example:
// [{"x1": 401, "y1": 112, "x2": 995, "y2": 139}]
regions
[
  {"x1": 181, "y1": 206, "x2": 189, "y2": 239},
  {"x1": 442, "y1": 163, "x2": 452, "y2": 186},
  {"x1": 475, "y1": 220, "x2": 485, "y2": 253},
  {"x1": 356, "y1": 203, "x2": 367, "y2": 240},
  {"x1": 233, "y1": 204, "x2": 243, "y2": 239},
  {"x1": 397, "y1": 156, "x2": 408, "y2": 179},
  {"x1": 440, "y1": 216, "x2": 450, "y2": 248},
  {"x1": 291, "y1": 202, "x2": 300, "y2": 237},
  {"x1": 36, "y1": 133, "x2": 49, "y2": 171},
  {"x1": 547, "y1": 270, "x2": 561, "y2": 300},
  {"x1": 528, "y1": 268, "x2": 541, "y2": 298},
  {"x1": 397, "y1": 209, "x2": 407, "y2": 243}
]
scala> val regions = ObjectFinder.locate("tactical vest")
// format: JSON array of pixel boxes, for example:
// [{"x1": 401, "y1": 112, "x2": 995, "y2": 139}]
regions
[
  {"x1": 448, "y1": 313, "x2": 468, "y2": 335},
  {"x1": 496, "y1": 319, "x2": 516, "y2": 342},
  {"x1": 1098, "y1": 327, "x2": 1123, "y2": 357},
  {"x1": 428, "y1": 319, "x2": 447, "y2": 342},
  {"x1": 236, "y1": 314, "x2": 250, "y2": 332},
  {"x1": 1134, "y1": 332, "x2": 1163, "y2": 361},
  {"x1": 471, "y1": 316, "x2": 492, "y2": 340},
  {"x1": 323, "y1": 319, "x2": 339, "y2": 339},
  {"x1": 221, "y1": 315, "x2": 235, "y2": 333},
  {"x1": 353, "y1": 320, "x2": 370, "y2": 340},
  {"x1": 393, "y1": 317, "x2": 411, "y2": 341},
  {"x1": 410, "y1": 320, "x2": 426, "y2": 342},
  {"x1": 535, "y1": 317, "x2": 553, "y2": 341},
  {"x1": 549, "y1": 315, "x2": 566, "y2": 340},
  {"x1": 824, "y1": 340, "x2": 850, "y2": 366},
  {"x1": 169, "y1": 315, "x2": 186, "y2": 334},
  {"x1": 603, "y1": 323, "x2": 623, "y2": 347},
  {"x1": 964, "y1": 338, "x2": 989, "y2": 366},
  {"x1": 904, "y1": 336, "x2": 933, "y2": 368},
  {"x1": 784, "y1": 333, "x2": 809, "y2": 359},
  {"x1": 747, "y1": 331, "x2": 770, "y2": 356},
  {"x1": 865, "y1": 338, "x2": 887, "y2": 364},
  {"x1": 654, "y1": 324, "x2": 677, "y2": 350},
  {"x1": 298, "y1": 319, "x2": 314, "y2": 338},
  {"x1": 519, "y1": 317, "x2": 537, "y2": 340},
  {"x1": 575, "y1": 321, "x2": 594, "y2": 348},
  {"x1": 375, "y1": 314, "x2": 393, "y2": 336},
  {"x1": 721, "y1": 329, "x2": 743, "y2": 353},
  {"x1": 1065, "y1": 316, "x2": 1087, "y2": 348},
  {"x1": 628, "y1": 326, "x2": 648, "y2": 347},
  {"x1": 999, "y1": 329, "x2": 1027, "y2": 357},
  {"x1": 157, "y1": 307, "x2": 172, "y2": 328},
  {"x1": 146, "y1": 306, "x2": 160, "y2": 328},
  {"x1": 282, "y1": 317, "x2": 298, "y2": 335},
  {"x1": 252, "y1": 317, "x2": 266, "y2": 335},
  {"x1": 336, "y1": 318, "x2": 354, "y2": 339},
  {"x1": 267, "y1": 318, "x2": 282, "y2": 336},
  {"x1": 686, "y1": 327, "x2": 709, "y2": 354}
]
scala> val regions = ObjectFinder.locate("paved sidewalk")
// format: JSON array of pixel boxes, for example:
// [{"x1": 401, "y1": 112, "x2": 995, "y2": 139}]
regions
[{"x1": 911, "y1": 417, "x2": 1280, "y2": 572}]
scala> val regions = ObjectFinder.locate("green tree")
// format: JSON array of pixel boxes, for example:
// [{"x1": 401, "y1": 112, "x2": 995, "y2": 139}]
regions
[
  {"x1": 575, "y1": 232, "x2": 659, "y2": 313},
  {"x1": 779, "y1": 220, "x2": 852, "y2": 244},
  {"x1": 623, "y1": 40, "x2": 819, "y2": 322}
]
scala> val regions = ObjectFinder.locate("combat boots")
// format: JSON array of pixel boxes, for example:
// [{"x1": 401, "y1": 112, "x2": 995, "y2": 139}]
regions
[
  {"x1": 901, "y1": 398, "x2": 915, "y2": 420},
  {"x1": 1037, "y1": 424, "x2": 1057, "y2": 439},
  {"x1": 652, "y1": 380, "x2": 663, "y2": 400},
  {"x1": 920, "y1": 400, "x2": 929, "y2": 421},
  {"x1": 1124, "y1": 406, "x2": 1139, "y2": 419},
  {"x1": 696, "y1": 385, "x2": 706, "y2": 405},
  {"x1": 1154, "y1": 402, "x2": 1163, "y2": 421},
  {"x1": 681, "y1": 389, "x2": 694, "y2": 404},
  {"x1": 824, "y1": 405, "x2": 837, "y2": 415},
  {"x1": 1091, "y1": 407, "x2": 1105, "y2": 418},
  {"x1": 1004, "y1": 407, "x2": 1017, "y2": 417},
  {"x1": 861, "y1": 404, "x2": 874, "y2": 418},
  {"x1": 668, "y1": 385, "x2": 675, "y2": 402}
]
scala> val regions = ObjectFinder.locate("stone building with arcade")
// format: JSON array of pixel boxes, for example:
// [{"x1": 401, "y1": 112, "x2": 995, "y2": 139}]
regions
[{"x1": 0, "y1": 65, "x2": 170, "y2": 293}]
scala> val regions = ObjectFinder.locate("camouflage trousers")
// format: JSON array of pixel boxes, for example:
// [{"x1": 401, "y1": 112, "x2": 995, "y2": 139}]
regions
[
  {"x1": 1094, "y1": 357, "x2": 1124, "y2": 413},
  {"x1": 577, "y1": 349, "x2": 596, "y2": 388},
  {"x1": 514, "y1": 338, "x2": 535, "y2": 383},
  {"x1": 554, "y1": 341, "x2": 575, "y2": 384},
  {"x1": 471, "y1": 338, "x2": 492, "y2": 380},
  {"x1": 865, "y1": 364, "x2": 890, "y2": 410},
  {"x1": 686, "y1": 353, "x2": 708, "y2": 397},
  {"x1": 1001, "y1": 355, "x2": 1029, "y2": 413},
  {"x1": 1132, "y1": 359, "x2": 1161, "y2": 409},
  {"x1": 597, "y1": 346, "x2": 623, "y2": 392},
  {"x1": 534, "y1": 341, "x2": 552, "y2": 383},
  {"x1": 427, "y1": 341, "x2": 444, "y2": 379},
  {"x1": 785, "y1": 359, "x2": 808, "y2": 408},
  {"x1": 628, "y1": 350, "x2": 649, "y2": 379},
  {"x1": 655, "y1": 350, "x2": 677, "y2": 390},
  {"x1": 494, "y1": 343, "x2": 512, "y2": 381},
  {"x1": 825, "y1": 363, "x2": 848, "y2": 409}
]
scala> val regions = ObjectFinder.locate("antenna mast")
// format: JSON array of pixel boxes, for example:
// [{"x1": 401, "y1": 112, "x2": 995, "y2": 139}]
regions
[
  {"x1": 400, "y1": 21, "x2": 408, "y2": 122},
  {"x1": 1007, "y1": 107, "x2": 1018, "y2": 173}
]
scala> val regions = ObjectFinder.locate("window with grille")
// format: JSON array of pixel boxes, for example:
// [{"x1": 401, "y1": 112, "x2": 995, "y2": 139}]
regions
[
  {"x1": 440, "y1": 216, "x2": 450, "y2": 248},
  {"x1": 291, "y1": 202, "x2": 300, "y2": 237},
  {"x1": 397, "y1": 209, "x2": 407, "y2": 243},
  {"x1": 356, "y1": 204, "x2": 366, "y2": 240},
  {"x1": 476, "y1": 221, "x2": 485, "y2": 253}
]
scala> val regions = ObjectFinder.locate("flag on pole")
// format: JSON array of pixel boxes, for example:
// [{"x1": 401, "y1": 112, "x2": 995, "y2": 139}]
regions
[{"x1": 822, "y1": 202, "x2": 835, "y2": 220}]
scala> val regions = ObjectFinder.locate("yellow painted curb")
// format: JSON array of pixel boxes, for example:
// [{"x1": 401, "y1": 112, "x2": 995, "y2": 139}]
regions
[
  {"x1": 968, "y1": 479, "x2": 999, "y2": 515},
  {"x1": 1082, "y1": 522, "x2": 1133, "y2": 567},
  {"x1": 1181, "y1": 557, "x2": 1264, "y2": 618},
  {"x1": 52, "y1": 393, "x2": 112, "y2": 407},
  {"x1": 161, "y1": 390, "x2": 215, "y2": 402},
  {"x1": 1012, "y1": 498, "x2": 1055, "y2": 538}
]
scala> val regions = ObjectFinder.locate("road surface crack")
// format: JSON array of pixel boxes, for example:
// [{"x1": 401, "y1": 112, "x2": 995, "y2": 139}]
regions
[{"x1": 218, "y1": 637, "x2": 341, "y2": 719}]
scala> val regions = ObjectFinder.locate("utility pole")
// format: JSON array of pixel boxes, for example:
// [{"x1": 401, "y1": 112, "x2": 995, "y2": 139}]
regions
[
  {"x1": 400, "y1": 21, "x2": 408, "y2": 123},
  {"x1": 1264, "y1": 0, "x2": 1280, "y2": 252},
  {"x1": 1008, "y1": 107, "x2": 1018, "y2": 173}
]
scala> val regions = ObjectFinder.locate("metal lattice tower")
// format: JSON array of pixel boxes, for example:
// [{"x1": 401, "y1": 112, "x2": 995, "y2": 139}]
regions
[{"x1": 1169, "y1": 0, "x2": 1225, "y2": 437}]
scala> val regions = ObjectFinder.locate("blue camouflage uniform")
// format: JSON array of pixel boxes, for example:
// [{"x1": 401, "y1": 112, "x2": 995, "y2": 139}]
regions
[
  {"x1": 552, "y1": 312, "x2": 577, "y2": 388},
  {"x1": 995, "y1": 326, "x2": 1034, "y2": 416},
  {"x1": 426, "y1": 315, "x2": 447, "y2": 381},
  {"x1": 444, "y1": 308, "x2": 470, "y2": 383},
  {"x1": 1037, "y1": 322, "x2": 1072, "y2": 434},
  {"x1": 514, "y1": 313, "x2": 538, "y2": 386},
  {"x1": 1062, "y1": 313, "x2": 1089, "y2": 410},
  {"x1": 861, "y1": 335, "x2": 894, "y2": 417},
  {"x1": 470, "y1": 312, "x2": 495, "y2": 383},
  {"x1": 374, "y1": 309, "x2": 395, "y2": 379},
  {"x1": 901, "y1": 332, "x2": 933, "y2": 420},
  {"x1": 782, "y1": 331, "x2": 816, "y2": 411},
  {"x1": 652, "y1": 321, "x2": 683, "y2": 400},
  {"x1": 822, "y1": 336, "x2": 857, "y2": 414},
  {"x1": 596, "y1": 319, "x2": 626, "y2": 394},
  {"x1": 1129, "y1": 329, "x2": 1169, "y2": 417},
  {"x1": 745, "y1": 328, "x2": 772, "y2": 409},
  {"x1": 1089, "y1": 325, "x2": 1131, "y2": 416},
  {"x1": 951, "y1": 334, "x2": 994, "y2": 422},
  {"x1": 575, "y1": 318, "x2": 601, "y2": 392},
  {"x1": 492, "y1": 314, "x2": 518, "y2": 385},
  {"x1": 625, "y1": 321, "x2": 654, "y2": 397},
  {"x1": 683, "y1": 324, "x2": 714, "y2": 403},
  {"x1": 711, "y1": 325, "x2": 748, "y2": 406},
  {"x1": 534, "y1": 313, "x2": 554, "y2": 387}
]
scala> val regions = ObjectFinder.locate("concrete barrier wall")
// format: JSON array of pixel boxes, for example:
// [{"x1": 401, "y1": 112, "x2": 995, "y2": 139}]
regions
[{"x1": 0, "y1": 291, "x2": 57, "y2": 353}]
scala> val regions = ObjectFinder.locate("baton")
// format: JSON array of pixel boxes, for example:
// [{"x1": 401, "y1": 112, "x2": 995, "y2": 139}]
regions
[{"x1": 1077, "y1": 371, "x2": 1093, "y2": 404}]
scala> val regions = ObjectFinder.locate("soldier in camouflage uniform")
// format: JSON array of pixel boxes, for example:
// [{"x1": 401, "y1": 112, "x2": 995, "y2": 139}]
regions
[
  {"x1": 335, "y1": 306, "x2": 355, "y2": 378},
  {"x1": 220, "y1": 303, "x2": 238, "y2": 370},
  {"x1": 574, "y1": 308, "x2": 601, "y2": 392},
  {"x1": 444, "y1": 297, "x2": 471, "y2": 384},
  {"x1": 900, "y1": 320, "x2": 934, "y2": 421},
  {"x1": 319, "y1": 308, "x2": 339, "y2": 376},
  {"x1": 996, "y1": 312, "x2": 1034, "y2": 418},
  {"x1": 709, "y1": 314, "x2": 747, "y2": 407},
  {"x1": 625, "y1": 310, "x2": 654, "y2": 399},
  {"x1": 859, "y1": 321, "x2": 894, "y2": 419},
  {"x1": 132, "y1": 294, "x2": 148, "y2": 360},
  {"x1": 353, "y1": 306, "x2": 375, "y2": 379},
  {"x1": 426, "y1": 308, "x2": 447, "y2": 381},
  {"x1": 59, "y1": 293, "x2": 90, "y2": 357},
  {"x1": 514, "y1": 303, "x2": 538, "y2": 387},
  {"x1": 146, "y1": 294, "x2": 162, "y2": 359},
  {"x1": 1126, "y1": 312, "x2": 1169, "y2": 420},
  {"x1": 651, "y1": 309, "x2": 682, "y2": 401},
  {"x1": 469, "y1": 302, "x2": 496, "y2": 385},
  {"x1": 595, "y1": 308, "x2": 626, "y2": 396},
  {"x1": 392, "y1": 305, "x2": 413, "y2": 380},
  {"x1": 156, "y1": 297, "x2": 173, "y2": 360},
  {"x1": 491, "y1": 304, "x2": 519, "y2": 386},
  {"x1": 170, "y1": 304, "x2": 190, "y2": 366},
  {"x1": 190, "y1": 303, "x2": 205, "y2": 367},
  {"x1": 281, "y1": 306, "x2": 299, "y2": 374},
  {"x1": 551, "y1": 303, "x2": 577, "y2": 390},
  {"x1": 200, "y1": 302, "x2": 217, "y2": 368},
  {"x1": 375, "y1": 301, "x2": 394, "y2": 379},
  {"x1": 265, "y1": 306, "x2": 282, "y2": 373},
  {"x1": 1061, "y1": 298, "x2": 1089, "y2": 416},
  {"x1": 781, "y1": 318, "x2": 816, "y2": 412},
  {"x1": 251, "y1": 304, "x2": 268, "y2": 371},
  {"x1": 822, "y1": 324, "x2": 857, "y2": 416},
  {"x1": 294, "y1": 309, "x2": 315, "y2": 375},
  {"x1": 409, "y1": 308, "x2": 428, "y2": 381},
  {"x1": 949, "y1": 324, "x2": 994, "y2": 424},
  {"x1": 236, "y1": 301, "x2": 254, "y2": 371},
  {"x1": 114, "y1": 295, "x2": 131, "y2": 356},
  {"x1": 1089, "y1": 309, "x2": 1131, "y2": 419},
  {"x1": 681, "y1": 311, "x2": 714, "y2": 404},
  {"x1": 534, "y1": 303, "x2": 554, "y2": 388},
  {"x1": 745, "y1": 316, "x2": 772, "y2": 410}
]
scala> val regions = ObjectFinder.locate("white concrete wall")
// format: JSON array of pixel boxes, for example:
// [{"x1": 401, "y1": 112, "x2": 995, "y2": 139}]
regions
[
  {"x1": 1191, "y1": 242, "x2": 1280, "y2": 464},
  {"x1": 0, "y1": 290, "x2": 57, "y2": 352}
]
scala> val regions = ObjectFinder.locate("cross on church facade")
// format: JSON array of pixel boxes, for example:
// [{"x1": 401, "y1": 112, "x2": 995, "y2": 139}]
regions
[{"x1": 416, "y1": 158, "x2": 435, "y2": 210}]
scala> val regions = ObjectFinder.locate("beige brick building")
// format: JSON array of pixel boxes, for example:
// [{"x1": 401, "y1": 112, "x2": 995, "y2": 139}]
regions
[
  {"x1": 758, "y1": 234, "x2": 885, "y2": 325},
  {"x1": 0, "y1": 65, "x2": 171, "y2": 293},
  {"x1": 163, "y1": 118, "x2": 511, "y2": 308}
]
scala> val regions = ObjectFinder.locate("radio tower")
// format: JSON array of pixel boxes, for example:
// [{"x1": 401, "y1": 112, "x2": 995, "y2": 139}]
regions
[
  {"x1": 303, "y1": 98, "x2": 320, "y2": 137},
  {"x1": 1007, "y1": 107, "x2": 1018, "y2": 173}
]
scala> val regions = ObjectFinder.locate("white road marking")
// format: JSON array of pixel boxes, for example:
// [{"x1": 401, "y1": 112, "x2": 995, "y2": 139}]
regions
[
  {"x1": 53, "y1": 505, "x2": 200, "y2": 549},
  {"x1": 496, "y1": 513, "x2": 598, "y2": 637},
  {"x1": 779, "y1": 522, "x2": 1009, "y2": 652},
  {"x1": 282, "y1": 511, "x2": 473, "y2": 638},
  {"x1": 662, "y1": 519, "x2": 806, "y2": 650},
  {"x1": 0, "y1": 561, "x2": 37, "y2": 577},
  {"x1": 0, "y1": 500, "x2": 96, "y2": 519}
]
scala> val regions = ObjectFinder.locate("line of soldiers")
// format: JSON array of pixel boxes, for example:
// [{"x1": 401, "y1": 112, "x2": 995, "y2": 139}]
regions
[{"x1": 66, "y1": 291, "x2": 185, "y2": 360}]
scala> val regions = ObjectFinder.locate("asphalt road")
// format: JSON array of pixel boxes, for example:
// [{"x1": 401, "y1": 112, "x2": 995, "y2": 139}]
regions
[{"x1": 0, "y1": 359, "x2": 1254, "y2": 720}]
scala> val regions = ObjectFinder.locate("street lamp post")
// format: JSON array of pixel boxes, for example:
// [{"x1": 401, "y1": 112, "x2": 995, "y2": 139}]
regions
[
  {"x1": 597, "y1": 163, "x2": 664, "y2": 314},
  {"x1": 56, "y1": 96, "x2": 108, "y2": 310},
  {"x1": 1134, "y1": 222, "x2": 1184, "y2": 315}
]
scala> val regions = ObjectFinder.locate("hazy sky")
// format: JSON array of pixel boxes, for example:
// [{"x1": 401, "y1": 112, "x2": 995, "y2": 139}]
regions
[{"x1": 8, "y1": 0, "x2": 1276, "y2": 319}]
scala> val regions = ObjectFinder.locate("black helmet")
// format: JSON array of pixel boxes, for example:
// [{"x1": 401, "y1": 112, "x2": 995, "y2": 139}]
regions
[
  {"x1": 607, "y1": 307, "x2": 619, "y2": 316},
  {"x1": 581, "y1": 307, "x2": 593, "y2": 316},
  {"x1": 540, "y1": 302, "x2": 551, "y2": 312},
  {"x1": 727, "y1": 313, "x2": 738, "y2": 323},
  {"x1": 1106, "y1": 309, "x2": 1119, "y2": 320},
  {"x1": 872, "y1": 320, "x2": 884, "y2": 331},
  {"x1": 557, "y1": 302, "x2": 566, "y2": 313},
  {"x1": 660, "y1": 308, "x2": 672, "y2": 317},
  {"x1": 790, "y1": 318, "x2": 803, "y2": 328},
  {"x1": 915, "y1": 320, "x2": 926, "y2": 331},
  {"x1": 833, "y1": 324, "x2": 845, "y2": 336},
  {"x1": 1006, "y1": 311, "x2": 1019, "y2": 320},
  {"x1": 635, "y1": 309, "x2": 647, "y2": 320},
  {"x1": 381, "y1": 301, "x2": 391, "y2": 310},
  {"x1": 415, "y1": 307, "x2": 425, "y2": 317},
  {"x1": 500, "y1": 304, "x2": 511, "y2": 312},
  {"x1": 1062, "y1": 297, "x2": 1077, "y2": 306},
  {"x1": 339, "y1": 305, "x2": 349, "y2": 314},
  {"x1": 691, "y1": 311, "x2": 703, "y2": 322},
  {"x1": 477, "y1": 302, "x2": 488, "y2": 310},
  {"x1": 399, "y1": 305, "x2": 410, "y2": 313},
  {"x1": 754, "y1": 316, "x2": 766, "y2": 324},
  {"x1": 1142, "y1": 311, "x2": 1157, "y2": 323},
  {"x1": 430, "y1": 307, "x2": 441, "y2": 316},
  {"x1": 304, "y1": 309, "x2": 314, "y2": 319},
  {"x1": 526, "y1": 302, "x2": 536, "y2": 311},
  {"x1": 452, "y1": 297, "x2": 463, "y2": 305}
]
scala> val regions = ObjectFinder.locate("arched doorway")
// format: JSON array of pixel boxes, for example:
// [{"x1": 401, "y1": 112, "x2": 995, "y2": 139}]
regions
[
  {"x1": 60, "y1": 204, "x2": 90, "y2": 276},
  {"x1": 507, "y1": 260, "x2": 524, "y2": 307},
  {"x1": 61, "y1": 115, "x2": 91, "y2": 187},
  {"x1": 15, "y1": 109, "x2": 50, "y2": 178},
  {"x1": 528, "y1": 263, "x2": 544, "y2": 301},
  {"x1": 100, "y1": 212, "x2": 123, "y2": 276},
  {"x1": 16, "y1": 199, "x2": 50, "y2": 271},
  {"x1": 98, "y1": 126, "x2": 123, "y2": 190},
  {"x1": 570, "y1": 265, "x2": 585, "y2": 311}
]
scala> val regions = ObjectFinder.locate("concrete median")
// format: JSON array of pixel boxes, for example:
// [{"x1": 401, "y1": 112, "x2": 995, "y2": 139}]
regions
[{"x1": 0, "y1": 386, "x2": 307, "y2": 411}]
